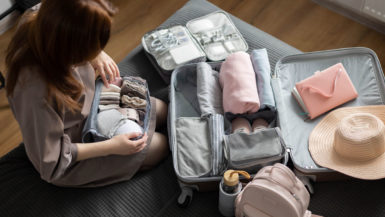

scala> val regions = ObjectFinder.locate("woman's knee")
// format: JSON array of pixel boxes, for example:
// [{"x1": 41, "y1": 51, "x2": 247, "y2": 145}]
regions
[{"x1": 141, "y1": 132, "x2": 169, "y2": 170}]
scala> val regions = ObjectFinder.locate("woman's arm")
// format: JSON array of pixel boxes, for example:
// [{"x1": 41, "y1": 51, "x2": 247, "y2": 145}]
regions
[{"x1": 76, "y1": 132, "x2": 148, "y2": 161}]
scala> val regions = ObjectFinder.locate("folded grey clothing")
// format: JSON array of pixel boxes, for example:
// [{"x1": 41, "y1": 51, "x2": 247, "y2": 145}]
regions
[
  {"x1": 176, "y1": 117, "x2": 211, "y2": 177},
  {"x1": 224, "y1": 128, "x2": 284, "y2": 173},
  {"x1": 117, "y1": 108, "x2": 140, "y2": 123},
  {"x1": 98, "y1": 104, "x2": 121, "y2": 111},
  {"x1": 197, "y1": 62, "x2": 224, "y2": 116},
  {"x1": 251, "y1": 49, "x2": 276, "y2": 111},
  {"x1": 208, "y1": 114, "x2": 225, "y2": 176},
  {"x1": 101, "y1": 84, "x2": 121, "y2": 93},
  {"x1": 121, "y1": 80, "x2": 147, "y2": 99},
  {"x1": 121, "y1": 95, "x2": 147, "y2": 109},
  {"x1": 123, "y1": 76, "x2": 147, "y2": 85},
  {"x1": 99, "y1": 99, "x2": 120, "y2": 105}
]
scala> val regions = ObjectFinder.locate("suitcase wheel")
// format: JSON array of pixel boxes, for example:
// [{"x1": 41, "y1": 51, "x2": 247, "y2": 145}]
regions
[{"x1": 177, "y1": 187, "x2": 193, "y2": 208}]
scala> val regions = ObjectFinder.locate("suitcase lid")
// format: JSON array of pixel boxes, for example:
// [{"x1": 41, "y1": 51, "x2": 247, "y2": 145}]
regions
[{"x1": 272, "y1": 47, "x2": 385, "y2": 173}]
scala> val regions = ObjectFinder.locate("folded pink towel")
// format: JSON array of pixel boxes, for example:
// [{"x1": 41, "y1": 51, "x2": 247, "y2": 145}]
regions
[{"x1": 219, "y1": 51, "x2": 260, "y2": 114}]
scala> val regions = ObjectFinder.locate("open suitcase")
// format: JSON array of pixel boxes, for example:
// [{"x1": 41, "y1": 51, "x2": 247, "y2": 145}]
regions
[
  {"x1": 272, "y1": 47, "x2": 385, "y2": 190},
  {"x1": 168, "y1": 47, "x2": 385, "y2": 206}
]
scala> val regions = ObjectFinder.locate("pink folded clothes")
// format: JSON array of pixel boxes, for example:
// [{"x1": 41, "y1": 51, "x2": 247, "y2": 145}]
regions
[{"x1": 219, "y1": 51, "x2": 260, "y2": 114}]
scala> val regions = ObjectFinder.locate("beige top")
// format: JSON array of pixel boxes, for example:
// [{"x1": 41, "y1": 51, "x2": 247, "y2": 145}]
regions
[
  {"x1": 8, "y1": 63, "x2": 94, "y2": 184},
  {"x1": 8, "y1": 63, "x2": 155, "y2": 187}
]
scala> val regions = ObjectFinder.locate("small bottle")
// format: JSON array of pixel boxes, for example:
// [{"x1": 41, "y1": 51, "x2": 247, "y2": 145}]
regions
[
  {"x1": 219, "y1": 170, "x2": 251, "y2": 217},
  {"x1": 222, "y1": 170, "x2": 251, "y2": 193}
]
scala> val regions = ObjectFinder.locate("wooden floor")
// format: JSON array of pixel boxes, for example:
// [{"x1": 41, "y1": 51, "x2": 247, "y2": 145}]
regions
[{"x1": 0, "y1": 0, "x2": 384, "y2": 157}]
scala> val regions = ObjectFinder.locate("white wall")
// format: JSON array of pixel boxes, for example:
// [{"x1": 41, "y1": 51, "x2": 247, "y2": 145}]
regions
[{"x1": 0, "y1": 0, "x2": 15, "y2": 15}]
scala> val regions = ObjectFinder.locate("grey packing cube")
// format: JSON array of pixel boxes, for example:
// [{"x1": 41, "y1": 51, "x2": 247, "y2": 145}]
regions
[{"x1": 224, "y1": 127, "x2": 285, "y2": 173}]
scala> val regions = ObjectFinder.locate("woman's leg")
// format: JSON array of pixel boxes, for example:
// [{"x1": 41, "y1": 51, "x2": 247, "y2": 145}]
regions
[
  {"x1": 140, "y1": 132, "x2": 169, "y2": 170},
  {"x1": 154, "y1": 98, "x2": 168, "y2": 129}
]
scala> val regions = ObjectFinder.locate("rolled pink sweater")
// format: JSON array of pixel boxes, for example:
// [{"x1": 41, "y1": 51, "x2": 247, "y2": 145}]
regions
[{"x1": 219, "y1": 51, "x2": 260, "y2": 114}]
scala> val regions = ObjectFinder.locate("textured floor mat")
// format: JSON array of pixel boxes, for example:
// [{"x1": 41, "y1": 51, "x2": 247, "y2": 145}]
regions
[{"x1": 0, "y1": 145, "x2": 179, "y2": 217}]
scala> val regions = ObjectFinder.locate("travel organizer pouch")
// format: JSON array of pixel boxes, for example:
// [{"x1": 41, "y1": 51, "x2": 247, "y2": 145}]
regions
[
  {"x1": 81, "y1": 77, "x2": 152, "y2": 143},
  {"x1": 141, "y1": 11, "x2": 248, "y2": 83},
  {"x1": 293, "y1": 63, "x2": 358, "y2": 119}
]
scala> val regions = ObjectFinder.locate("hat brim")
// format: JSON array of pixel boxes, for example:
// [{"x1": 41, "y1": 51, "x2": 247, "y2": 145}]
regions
[{"x1": 309, "y1": 105, "x2": 385, "y2": 180}]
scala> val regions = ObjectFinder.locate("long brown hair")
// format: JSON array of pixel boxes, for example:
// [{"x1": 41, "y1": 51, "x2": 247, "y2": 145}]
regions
[{"x1": 6, "y1": 0, "x2": 117, "y2": 112}]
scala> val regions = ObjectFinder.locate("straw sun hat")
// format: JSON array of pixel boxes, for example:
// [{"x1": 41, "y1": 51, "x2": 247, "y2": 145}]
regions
[{"x1": 309, "y1": 105, "x2": 385, "y2": 180}]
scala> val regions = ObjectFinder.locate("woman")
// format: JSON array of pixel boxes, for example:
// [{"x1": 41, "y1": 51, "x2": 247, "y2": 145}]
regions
[{"x1": 5, "y1": 0, "x2": 169, "y2": 187}]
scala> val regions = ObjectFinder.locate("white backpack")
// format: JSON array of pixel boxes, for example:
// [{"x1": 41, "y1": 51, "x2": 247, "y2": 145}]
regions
[{"x1": 235, "y1": 163, "x2": 321, "y2": 217}]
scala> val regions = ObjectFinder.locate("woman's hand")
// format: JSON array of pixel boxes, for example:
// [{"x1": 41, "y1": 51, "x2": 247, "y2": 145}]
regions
[
  {"x1": 76, "y1": 132, "x2": 148, "y2": 161},
  {"x1": 109, "y1": 132, "x2": 148, "y2": 156},
  {"x1": 90, "y1": 51, "x2": 120, "y2": 87}
]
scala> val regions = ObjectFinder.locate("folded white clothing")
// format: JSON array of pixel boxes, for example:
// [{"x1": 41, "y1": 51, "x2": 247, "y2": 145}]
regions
[{"x1": 101, "y1": 84, "x2": 121, "y2": 93}]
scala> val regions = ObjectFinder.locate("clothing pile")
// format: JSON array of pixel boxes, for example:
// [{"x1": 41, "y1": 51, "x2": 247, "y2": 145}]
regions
[{"x1": 96, "y1": 76, "x2": 148, "y2": 138}]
